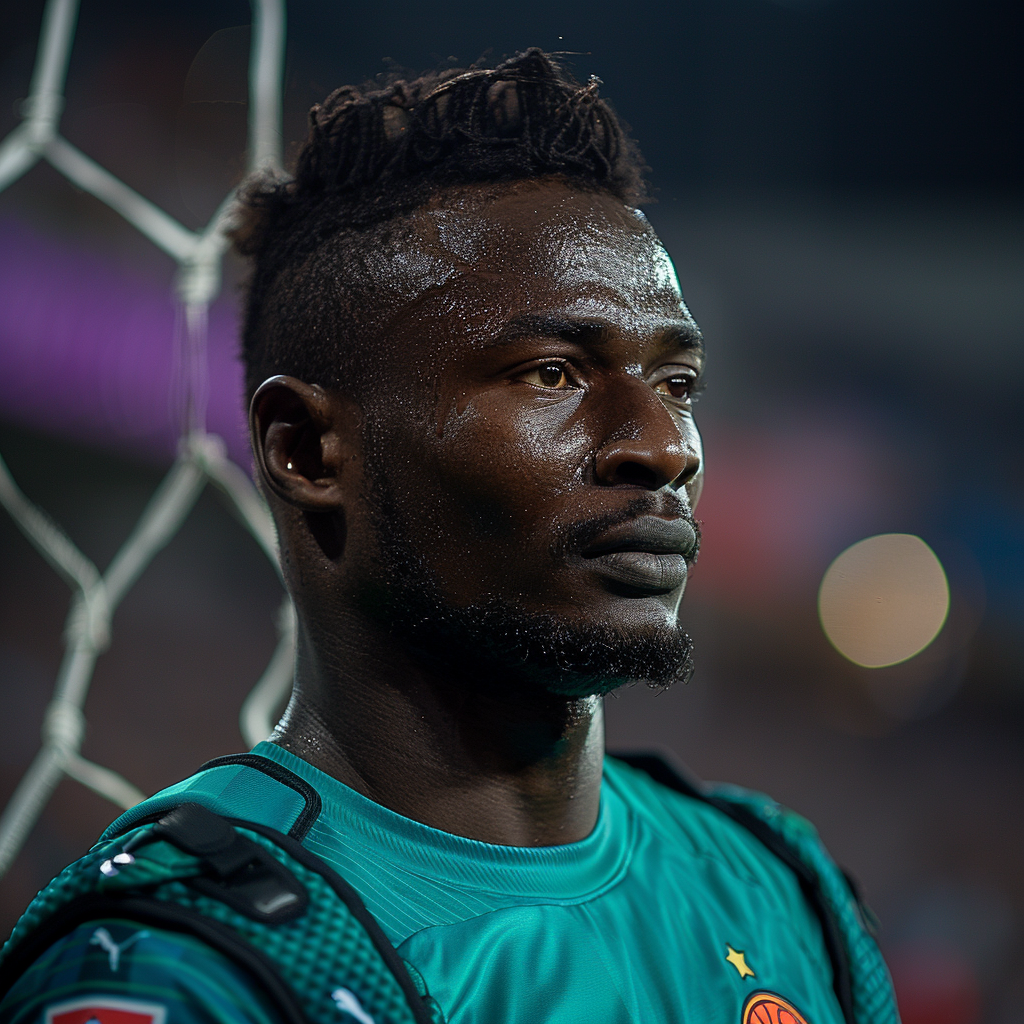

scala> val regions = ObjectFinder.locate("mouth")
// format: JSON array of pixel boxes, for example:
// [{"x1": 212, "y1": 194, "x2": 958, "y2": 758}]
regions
[{"x1": 580, "y1": 515, "x2": 698, "y2": 594}]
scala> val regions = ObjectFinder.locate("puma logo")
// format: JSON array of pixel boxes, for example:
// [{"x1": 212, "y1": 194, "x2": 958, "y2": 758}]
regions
[
  {"x1": 330, "y1": 988, "x2": 375, "y2": 1024},
  {"x1": 89, "y1": 927, "x2": 150, "y2": 972}
]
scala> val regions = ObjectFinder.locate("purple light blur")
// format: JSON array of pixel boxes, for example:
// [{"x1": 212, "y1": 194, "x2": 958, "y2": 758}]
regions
[{"x1": 0, "y1": 218, "x2": 250, "y2": 465}]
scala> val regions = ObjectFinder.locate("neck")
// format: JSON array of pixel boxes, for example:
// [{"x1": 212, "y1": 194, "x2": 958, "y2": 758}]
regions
[{"x1": 270, "y1": 618, "x2": 606, "y2": 846}]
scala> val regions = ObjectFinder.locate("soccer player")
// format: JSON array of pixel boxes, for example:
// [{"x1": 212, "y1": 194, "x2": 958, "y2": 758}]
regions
[{"x1": 0, "y1": 50, "x2": 897, "y2": 1024}]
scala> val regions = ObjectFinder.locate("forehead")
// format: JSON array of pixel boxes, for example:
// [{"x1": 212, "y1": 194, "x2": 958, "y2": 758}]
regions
[{"x1": 364, "y1": 179, "x2": 693, "y2": 341}]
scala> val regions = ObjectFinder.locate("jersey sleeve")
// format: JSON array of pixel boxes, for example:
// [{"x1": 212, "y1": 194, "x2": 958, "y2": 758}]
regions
[{"x1": 0, "y1": 918, "x2": 280, "y2": 1024}]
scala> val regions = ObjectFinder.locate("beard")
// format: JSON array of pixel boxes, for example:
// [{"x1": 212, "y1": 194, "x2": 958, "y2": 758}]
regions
[
  {"x1": 360, "y1": 469, "x2": 696, "y2": 699},
  {"x1": 388, "y1": 592, "x2": 695, "y2": 697}
]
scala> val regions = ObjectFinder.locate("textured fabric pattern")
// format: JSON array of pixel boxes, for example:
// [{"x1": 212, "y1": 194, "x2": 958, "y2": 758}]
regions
[
  {"x1": 2, "y1": 842, "x2": 128, "y2": 957},
  {"x1": 0, "y1": 826, "x2": 436, "y2": 1024},
  {"x1": 708, "y1": 783, "x2": 900, "y2": 1024},
  {"x1": 145, "y1": 844, "x2": 427, "y2": 1024}
]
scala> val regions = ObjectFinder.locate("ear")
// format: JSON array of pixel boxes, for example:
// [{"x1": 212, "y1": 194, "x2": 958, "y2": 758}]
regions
[{"x1": 249, "y1": 376, "x2": 355, "y2": 511}]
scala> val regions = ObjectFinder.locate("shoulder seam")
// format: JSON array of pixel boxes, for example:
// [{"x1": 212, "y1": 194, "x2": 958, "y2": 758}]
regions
[{"x1": 197, "y1": 753, "x2": 323, "y2": 840}]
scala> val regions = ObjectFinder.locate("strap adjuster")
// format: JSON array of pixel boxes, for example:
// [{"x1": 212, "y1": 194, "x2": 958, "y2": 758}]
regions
[{"x1": 128, "y1": 802, "x2": 309, "y2": 924}]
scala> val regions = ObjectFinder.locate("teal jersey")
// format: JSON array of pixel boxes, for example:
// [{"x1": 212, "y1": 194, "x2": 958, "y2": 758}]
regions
[{"x1": 2, "y1": 743, "x2": 847, "y2": 1024}]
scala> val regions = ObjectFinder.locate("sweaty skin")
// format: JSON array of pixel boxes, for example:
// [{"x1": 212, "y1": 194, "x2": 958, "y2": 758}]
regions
[{"x1": 250, "y1": 178, "x2": 704, "y2": 846}]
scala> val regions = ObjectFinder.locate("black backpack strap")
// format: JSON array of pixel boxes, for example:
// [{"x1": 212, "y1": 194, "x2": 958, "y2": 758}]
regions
[
  {"x1": 613, "y1": 752, "x2": 857, "y2": 1024},
  {"x1": 231, "y1": 815, "x2": 438, "y2": 1024},
  {"x1": 127, "y1": 802, "x2": 310, "y2": 924}
]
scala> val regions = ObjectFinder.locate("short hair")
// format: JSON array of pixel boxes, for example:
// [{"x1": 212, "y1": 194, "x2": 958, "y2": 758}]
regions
[{"x1": 233, "y1": 48, "x2": 648, "y2": 402}]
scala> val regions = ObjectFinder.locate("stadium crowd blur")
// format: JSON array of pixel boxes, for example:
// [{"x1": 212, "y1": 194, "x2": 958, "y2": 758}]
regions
[{"x1": 0, "y1": 0, "x2": 1020, "y2": 1020}]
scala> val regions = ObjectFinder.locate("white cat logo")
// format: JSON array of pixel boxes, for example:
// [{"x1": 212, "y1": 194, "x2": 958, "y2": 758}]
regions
[
  {"x1": 89, "y1": 927, "x2": 149, "y2": 972},
  {"x1": 330, "y1": 988, "x2": 375, "y2": 1024}
]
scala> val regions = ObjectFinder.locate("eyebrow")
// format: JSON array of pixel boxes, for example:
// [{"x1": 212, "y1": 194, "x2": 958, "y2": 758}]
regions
[{"x1": 488, "y1": 314, "x2": 705, "y2": 358}]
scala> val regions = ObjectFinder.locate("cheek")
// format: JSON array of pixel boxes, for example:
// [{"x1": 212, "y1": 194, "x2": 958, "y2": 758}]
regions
[{"x1": 427, "y1": 390, "x2": 590, "y2": 539}]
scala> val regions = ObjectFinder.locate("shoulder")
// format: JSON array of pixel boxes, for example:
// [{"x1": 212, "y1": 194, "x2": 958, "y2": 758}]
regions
[
  {"x1": 604, "y1": 755, "x2": 845, "y2": 943},
  {"x1": 99, "y1": 751, "x2": 321, "y2": 843},
  {"x1": 604, "y1": 754, "x2": 810, "y2": 895},
  {"x1": 0, "y1": 919, "x2": 277, "y2": 1024},
  {"x1": 606, "y1": 755, "x2": 899, "y2": 1024}
]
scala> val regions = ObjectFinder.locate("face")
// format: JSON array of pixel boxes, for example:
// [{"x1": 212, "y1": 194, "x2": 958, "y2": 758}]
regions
[{"x1": 344, "y1": 179, "x2": 705, "y2": 694}]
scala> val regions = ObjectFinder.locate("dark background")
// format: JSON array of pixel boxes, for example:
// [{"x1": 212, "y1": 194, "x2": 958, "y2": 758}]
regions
[{"x1": 1, "y1": 1, "x2": 1021, "y2": 1020}]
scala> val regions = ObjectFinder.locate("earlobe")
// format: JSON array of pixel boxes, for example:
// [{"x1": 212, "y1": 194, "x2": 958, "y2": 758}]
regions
[{"x1": 249, "y1": 376, "x2": 350, "y2": 511}]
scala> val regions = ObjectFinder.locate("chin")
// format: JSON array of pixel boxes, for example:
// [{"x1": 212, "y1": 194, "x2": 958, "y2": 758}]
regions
[
  {"x1": 395, "y1": 590, "x2": 696, "y2": 698},
  {"x1": 528, "y1": 622, "x2": 695, "y2": 698}
]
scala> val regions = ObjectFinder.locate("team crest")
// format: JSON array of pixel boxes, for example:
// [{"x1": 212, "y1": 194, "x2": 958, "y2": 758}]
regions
[
  {"x1": 741, "y1": 991, "x2": 811, "y2": 1024},
  {"x1": 45, "y1": 996, "x2": 168, "y2": 1024}
]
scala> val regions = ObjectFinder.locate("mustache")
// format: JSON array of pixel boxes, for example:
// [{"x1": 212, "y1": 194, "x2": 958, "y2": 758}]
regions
[{"x1": 552, "y1": 495, "x2": 702, "y2": 563}]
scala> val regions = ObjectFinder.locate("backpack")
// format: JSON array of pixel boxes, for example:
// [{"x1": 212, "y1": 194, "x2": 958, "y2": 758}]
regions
[{"x1": 0, "y1": 752, "x2": 898, "y2": 1024}]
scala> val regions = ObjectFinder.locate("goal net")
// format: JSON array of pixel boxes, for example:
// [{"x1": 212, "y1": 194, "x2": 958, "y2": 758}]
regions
[{"x1": 0, "y1": 0, "x2": 294, "y2": 878}]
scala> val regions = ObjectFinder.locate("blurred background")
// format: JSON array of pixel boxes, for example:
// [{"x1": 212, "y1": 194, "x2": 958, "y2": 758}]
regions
[{"x1": 0, "y1": 0, "x2": 1020, "y2": 1019}]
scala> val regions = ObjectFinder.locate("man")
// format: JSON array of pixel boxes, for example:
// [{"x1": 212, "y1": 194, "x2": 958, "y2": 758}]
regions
[{"x1": 0, "y1": 50, "x2": 897, "y2": 1024}]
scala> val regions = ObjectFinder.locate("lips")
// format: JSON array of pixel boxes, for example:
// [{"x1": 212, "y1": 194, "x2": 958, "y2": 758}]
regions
[{"x1": 581, "y1": 515, "x2": 698, "y2": 593}]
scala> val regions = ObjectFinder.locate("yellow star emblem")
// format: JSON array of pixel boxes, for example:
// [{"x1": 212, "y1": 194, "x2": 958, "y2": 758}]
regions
[{"x1": 725, "y1": 944, "x2": 755, "y2": 979}]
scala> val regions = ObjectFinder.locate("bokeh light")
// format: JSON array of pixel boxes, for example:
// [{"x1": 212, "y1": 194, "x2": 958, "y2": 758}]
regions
[{"x1": 819, "y1": 534, "x2": 950, "y2": 668}]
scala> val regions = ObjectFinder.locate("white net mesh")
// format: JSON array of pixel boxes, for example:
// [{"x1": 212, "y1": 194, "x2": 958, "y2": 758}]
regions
[{"x1": 0, "y1": 0, "x2": 294, "y2": 878}]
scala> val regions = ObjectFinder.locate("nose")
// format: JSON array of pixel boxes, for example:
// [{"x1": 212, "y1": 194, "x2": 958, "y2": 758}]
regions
[{"x1": 593, "y1": 379, "x2": 701, "y2": 491}]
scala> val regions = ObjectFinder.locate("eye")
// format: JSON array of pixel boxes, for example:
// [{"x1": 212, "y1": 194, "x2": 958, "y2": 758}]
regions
[
  {"x1": 521, "y1": 363, "x2": 572, "y2": 389},
  {"x1": 653, "y1": 372, "x2": 699, "y2": 402}
]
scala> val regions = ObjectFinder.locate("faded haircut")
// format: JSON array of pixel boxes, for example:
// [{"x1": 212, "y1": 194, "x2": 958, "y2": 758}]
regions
[{"x1": 232, "y1": 49, "x2": 648, "y2": 401}]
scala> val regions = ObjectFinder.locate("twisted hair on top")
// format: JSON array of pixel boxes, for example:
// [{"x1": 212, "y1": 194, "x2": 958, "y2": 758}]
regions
[{"x1": 234, "y1": 48, "x2": 648, "y2": 401}]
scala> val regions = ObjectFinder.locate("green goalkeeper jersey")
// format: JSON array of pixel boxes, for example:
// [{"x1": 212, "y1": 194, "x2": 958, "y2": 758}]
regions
[{"x1": 0, "y1": 743, "x2": 849, "y2": 1024}]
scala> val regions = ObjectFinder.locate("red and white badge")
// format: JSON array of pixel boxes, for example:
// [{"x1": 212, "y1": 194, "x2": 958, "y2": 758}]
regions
[
  {"x1": 741, "y1": 991, "x2": 811, "y2": 1024},
  {"x1": 45, "y1": 997, "x2": 167, "y2": 1024}
]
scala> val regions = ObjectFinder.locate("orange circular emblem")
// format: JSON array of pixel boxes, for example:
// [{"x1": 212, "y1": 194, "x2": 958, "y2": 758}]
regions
[{"x1": 742, "y1": 992, "x2": 811, "y2": 1024}]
